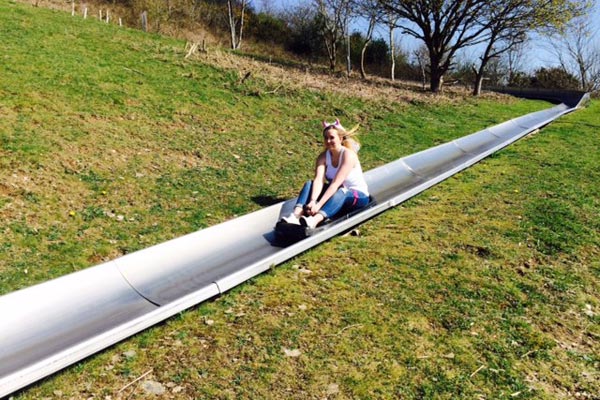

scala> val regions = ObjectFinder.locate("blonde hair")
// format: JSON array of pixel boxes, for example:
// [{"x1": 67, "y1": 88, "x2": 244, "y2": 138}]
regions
[{"x1": 322, "y1": 120, "x2": 361, "y2": 152}]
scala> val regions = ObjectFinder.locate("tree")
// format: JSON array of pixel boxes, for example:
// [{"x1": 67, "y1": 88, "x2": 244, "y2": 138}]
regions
[
  {"x1": 227, "y1": 0, "x2": 249, "y2": 50},
  {"x1": 385, "y1": 12, "x2": 399, "y2": 81},
  {"x1": 352, "y1": 0, "x2": 385, "y2": 79},
  {"x1": 549, "y1": 13, "x2": 600, "y2": 92},
  {"x1": 315, "y1": 0, "x2": 353, "y2": 72},
  {"x1": 413, "y1": 45, "x2": 429, "y2": 90},
  {"x1": 256, "y1": 0, "x2": 276, "y2": 15},
  {"x1": 451, "y1": 52, "x2": 477, "y2": 87},
  {"x1": 282, "y1": 5, "x2": 324, "y2": 60},
  {"x1": 471, "y1": 0, "x2": 588, "y2": 96},
  {"x1": 471, "y1": 2, "x2": 527, "y2": 95},
  {"x1": 369, "y1": 38, "x2": 392, "y2": 68},
  {"x1": 247, "y1": 12, "x2": 290, "y2": 45},
  {"x1": 379, "y1": 0, "x2": 493, "y2": 92},
  {"x1": 343, "y1": 4, "x2": 353, "y2": 76},
  {"x1": 531, "y1": 67, "x2": 580, "y2": 89},
  {"x1": 130, "y1": 0, "x2": 179, "y2": 32},
  {"x1": 349, "y1": 33, "x2": 390, "y2": 76},
  {"x1": 508, "y1": 70, "x2": 532, "y2": 87},
  {"x1": 360, "y1": 17, "x2": 376, "y2": 78},
  {"x1": 504, "y1": 41, "x2": 527, "y2": 86}
]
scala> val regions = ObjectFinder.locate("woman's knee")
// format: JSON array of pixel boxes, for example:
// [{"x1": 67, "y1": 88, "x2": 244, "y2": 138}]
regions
[
  {"x1": 355, "y1": 192, "x2": 370, "y2": 208},
  {"x1": 333, "y1": 188, "x2": 348, "y2": 202}
]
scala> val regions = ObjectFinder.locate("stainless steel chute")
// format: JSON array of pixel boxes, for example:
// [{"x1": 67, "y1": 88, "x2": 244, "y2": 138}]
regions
[{"x1": 0, "y1": 92, "x2": 589, "y2": 397}]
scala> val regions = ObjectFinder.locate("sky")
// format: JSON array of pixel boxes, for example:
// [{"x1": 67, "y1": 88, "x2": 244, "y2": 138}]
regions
[{"x1": 255, "y1": 0, "x2": 600, "y2": 73}]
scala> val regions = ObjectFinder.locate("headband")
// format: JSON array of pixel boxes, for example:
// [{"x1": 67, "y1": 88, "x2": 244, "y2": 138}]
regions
[{"x1": 322, "y1": 118, "x2": 344, "y2": 131}]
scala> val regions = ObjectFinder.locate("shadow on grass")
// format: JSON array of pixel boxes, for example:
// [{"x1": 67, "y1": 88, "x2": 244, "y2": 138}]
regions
[{"x1": 251, "y1": 195, "x2": 287, "y2": 207}]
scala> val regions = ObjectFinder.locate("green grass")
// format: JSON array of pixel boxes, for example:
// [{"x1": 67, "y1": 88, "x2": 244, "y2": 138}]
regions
[{"x1": 2, "y1": 1, "x2": 599, "y2": 399}]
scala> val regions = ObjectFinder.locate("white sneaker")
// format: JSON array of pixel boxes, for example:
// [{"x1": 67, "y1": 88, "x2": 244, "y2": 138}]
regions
[
  {"x1": 300, "y1": 215, "x2": 318, "y2": 229},
  {"x1": 281, "y1": 214, "x2": 300, "y2": 225}
]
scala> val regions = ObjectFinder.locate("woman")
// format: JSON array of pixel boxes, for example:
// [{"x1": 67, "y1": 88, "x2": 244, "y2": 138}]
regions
[{"x1": 282, "y1": 119, "x2": 370, "y2": 229}]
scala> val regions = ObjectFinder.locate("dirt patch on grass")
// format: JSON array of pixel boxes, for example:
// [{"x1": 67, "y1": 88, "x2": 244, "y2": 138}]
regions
[{"x1": 193, "y1": 48, "x2": 512, "y2": 107}]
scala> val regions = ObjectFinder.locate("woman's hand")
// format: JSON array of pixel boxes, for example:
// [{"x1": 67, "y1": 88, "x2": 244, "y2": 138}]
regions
[{"x1": 306, "y1": 200, "x2": 321, "y2": 216}]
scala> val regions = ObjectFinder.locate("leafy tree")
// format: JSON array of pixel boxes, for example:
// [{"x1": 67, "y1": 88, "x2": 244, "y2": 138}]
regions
[
  {"x1": 282, "y1": 6, "x2": 324, "y2": 60},
  {"x1": 349, "y1": 33, "x2": 390, "y2": 76},
  {"x1": 349, "y1": 31, "x2": 367, "y2": 65},
  {"x1": 370, "y1": 38, "x2": 391, "y2": 66},
  {"x1": 451, "y1": 57, "x2": 477, "y2": 87},
  {"x1": 509, "y1": 71, "x2": 532, "y2": 87},
  {"x1": 247, "y1": 12, "x2": 290, "y2": 45},
  {"x1": 531, "y1": 67, "x2": 580, "y2": 89},
  {"x1": 191, "y1": 0, "x2": 230, "y2": 32}
]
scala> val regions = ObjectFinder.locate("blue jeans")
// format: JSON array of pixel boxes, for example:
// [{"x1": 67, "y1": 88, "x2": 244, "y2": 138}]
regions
[{"x1": 295, "y1": 180, "x2": 369, "y2": 219}]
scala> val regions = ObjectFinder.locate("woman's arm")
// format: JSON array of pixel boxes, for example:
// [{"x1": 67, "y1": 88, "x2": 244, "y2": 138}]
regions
[
  {"x1": 312, "y1": 150, "x2": 357, "y2": 214},
  {"x1": 305, "y1": 152, "x2": 326, "y2": 213}
]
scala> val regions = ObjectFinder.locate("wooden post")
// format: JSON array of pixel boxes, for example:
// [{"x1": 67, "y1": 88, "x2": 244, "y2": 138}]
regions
[
  {"x1": 141, "y1": 11, "x2": 147, "y2": 32},
  {"x1": 99, "y1": 9, "x2": 102, "y2": 20},
  {"x1": 71, "y1": 1, "x2": 75, "y2": 16},
  {"x1": 83, "y1": 7, "x2": 87, "y2": 19},
  {"x1": 119, "y1": 18, "x2": 122, "y2": 27},
  {"x1": 106, "y1": 10, "x2": 110, "y2": 23},
  {"x1": 389, "y1": 26, "x2": 396, "y2": 81}
]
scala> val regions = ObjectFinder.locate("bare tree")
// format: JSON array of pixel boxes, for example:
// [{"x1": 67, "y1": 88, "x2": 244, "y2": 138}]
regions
[
  {"x1": 343, "y1": 2, "x2": 353, "y2": 76},
  {"x1": 257, "y1": 0, "x2": 275, "y2": 15},
  {"x1": 471, "y1": 0, "x2": 588, "y2": 96},
  {"x1": 551, "y1": 14, "x2": 600, "y2": 92},
  {"x1": 352, "y1": 0, "x2": 384, "y2": 79},
  {"x1": 360, "y1": 15, "x2": 377, "y2": 79},
  {"x1": 413, "y1": 45, "x2": 429, "y2": 90},
  {"x1": 227, "y1": 0, "x2": 249, "y2": 50},
  {"x1": 471, "y1": 3, "x2": 528, "y2": 95},
  {"x1": 379, "y1": 0, "x2": 493, "y2": 92},
  {"x1": 315, "y1": 0, "x2": 353, "y2": 72},
  {"x1": 387, "y1": 13, "x2": 398, "y2": 81},
  {"x1": 504, "y1": 41, "x2": 527, "y2": 85}
]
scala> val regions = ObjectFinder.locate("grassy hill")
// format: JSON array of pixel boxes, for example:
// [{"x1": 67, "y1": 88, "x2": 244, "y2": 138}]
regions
[{"x1": 1, "y1": 1, "x2": 598, "y2": 399}]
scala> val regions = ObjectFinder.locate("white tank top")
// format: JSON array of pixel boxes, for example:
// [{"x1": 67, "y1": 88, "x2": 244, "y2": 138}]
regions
[{"x1": 325, "y1": 148, "x2": 369, "y2": 195}]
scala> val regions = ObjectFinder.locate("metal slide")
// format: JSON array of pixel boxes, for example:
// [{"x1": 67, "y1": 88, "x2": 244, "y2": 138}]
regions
[{"x1": 0, "y1": 92, "x2": 589, "y2": 397}]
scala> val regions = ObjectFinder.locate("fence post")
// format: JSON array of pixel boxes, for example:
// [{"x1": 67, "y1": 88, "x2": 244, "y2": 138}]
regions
[
  {"x1": 141, "y1": 11, "x2": 148, "y2": 32},
  {"x1": 83, "y1": 7, "x2": 87, "y2": 19}
]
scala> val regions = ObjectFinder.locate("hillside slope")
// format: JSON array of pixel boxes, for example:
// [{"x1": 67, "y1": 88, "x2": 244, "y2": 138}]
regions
[{"x1": 1, "y1": 2, "x2": 598, "y2": 399}]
